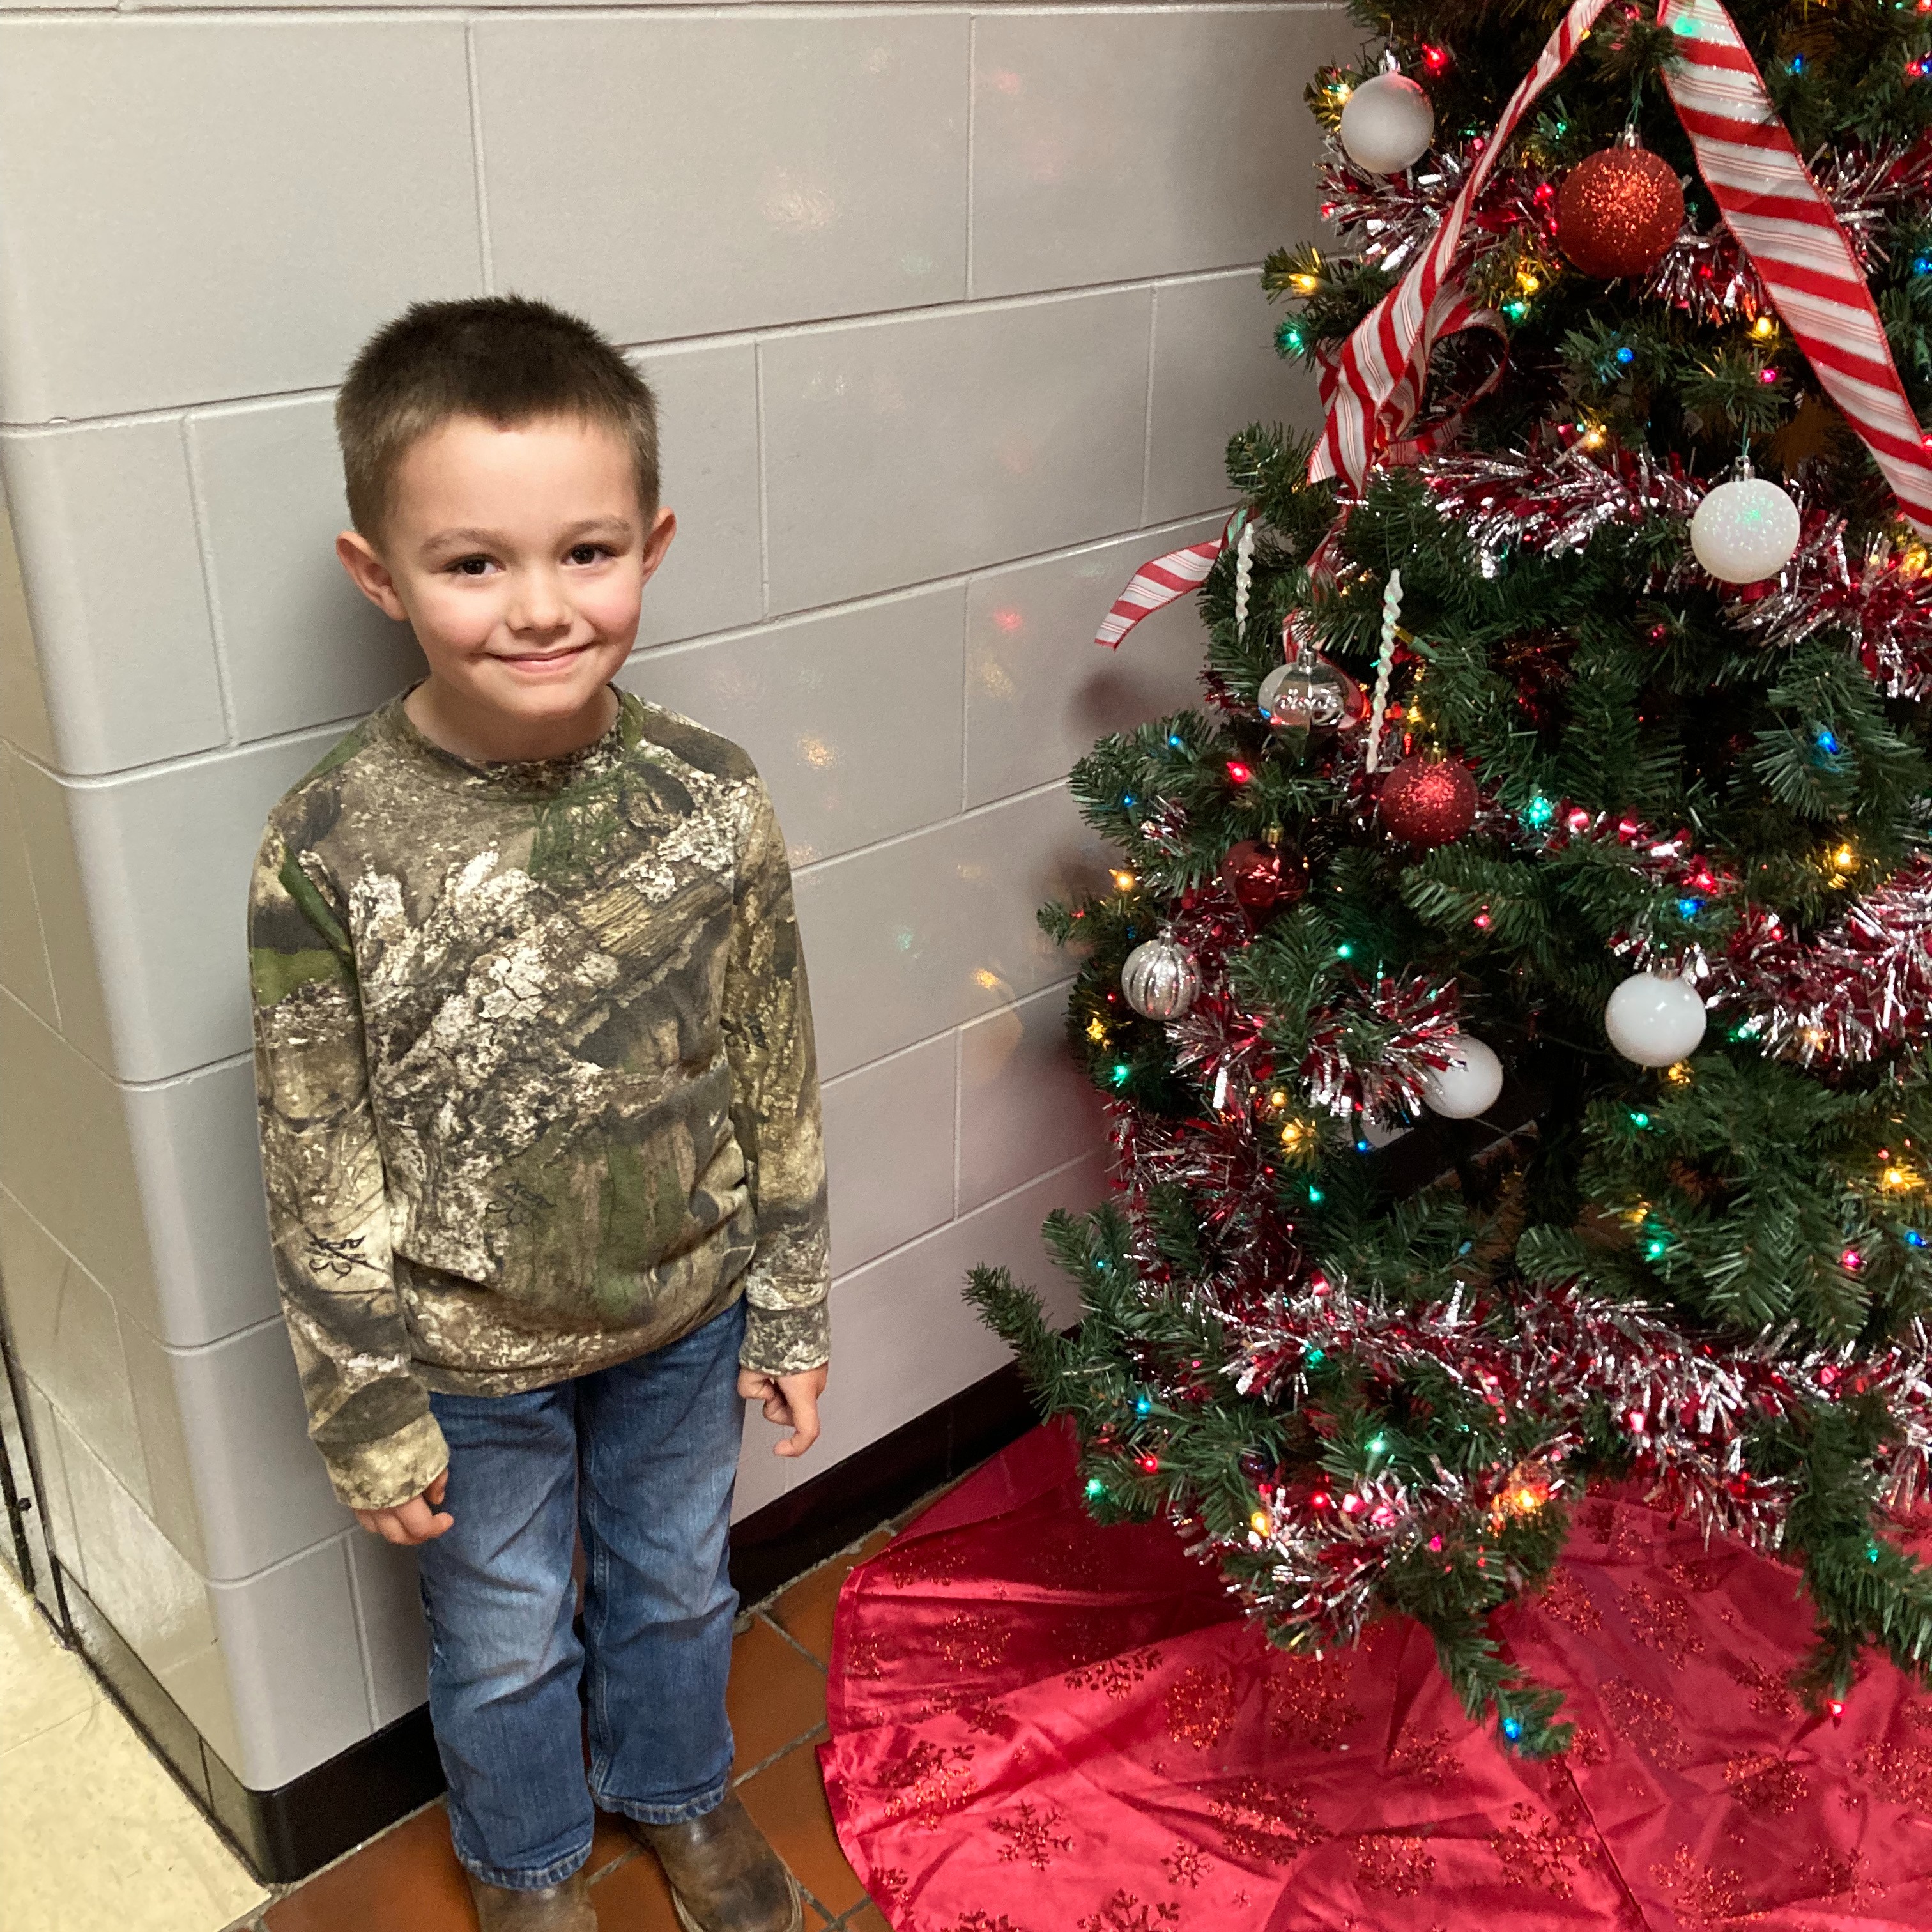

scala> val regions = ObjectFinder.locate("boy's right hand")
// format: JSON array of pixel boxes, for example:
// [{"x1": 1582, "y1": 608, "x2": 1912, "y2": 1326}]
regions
[{"x1": 353, "y1": 1469, "x2": 454, "y2": 1545}]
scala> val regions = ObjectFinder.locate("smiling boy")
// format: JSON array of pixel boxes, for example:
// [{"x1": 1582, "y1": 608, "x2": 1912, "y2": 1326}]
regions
[{"x1": 248, "y1": 297, "x2": 827, "y2": 1931}]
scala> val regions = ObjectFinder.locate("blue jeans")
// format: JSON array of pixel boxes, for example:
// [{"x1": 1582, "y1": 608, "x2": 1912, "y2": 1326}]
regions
[{"x1": 417, "y1": 1298, "x2": 746, "y2": 1889}]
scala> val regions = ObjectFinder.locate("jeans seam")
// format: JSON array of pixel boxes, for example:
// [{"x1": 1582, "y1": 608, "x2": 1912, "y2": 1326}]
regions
[
  {"x1": 452, "y1": 1834, "x2": 594, "y2": 1891},
  {"x1": 588, "y1": 1776, "x2": 728, "y2": 1827}
]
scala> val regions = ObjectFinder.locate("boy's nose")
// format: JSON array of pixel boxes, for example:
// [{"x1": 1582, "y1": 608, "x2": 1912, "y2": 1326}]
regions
[{"x1": 507, "y1": 571, "x2": 571, "y2": 634}]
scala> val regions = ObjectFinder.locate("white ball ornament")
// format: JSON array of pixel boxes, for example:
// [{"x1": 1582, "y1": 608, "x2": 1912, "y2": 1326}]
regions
[
  {"x1": 1121, "y1": 939, "x2": 1201, "y2": 1020},
  {"x1": 1358, "y1": 1107, "x2": 1414, "y2": 1149},
  {"x1": 1338, "y1": 73, "x2": 1436, "y2": 176},
  {"x1": 1604, "y1": 972, "x2": 1707, "y2": 1067},
  {"x1": 1418, "y1": 1036, "x2": 1505, "y2": 1120},
  {"x1": 1689, "y1": 476, "x2": 1801, "y2": 584}
]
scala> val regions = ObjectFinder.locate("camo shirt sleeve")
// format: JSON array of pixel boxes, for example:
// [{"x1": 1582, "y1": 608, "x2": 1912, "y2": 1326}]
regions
[
  {"x1": 723, "y1": 777, "x2": 831, "y2": 1376},
  {"x1": 248, "y1": 824, "x2": 448, "y2": 1512}
]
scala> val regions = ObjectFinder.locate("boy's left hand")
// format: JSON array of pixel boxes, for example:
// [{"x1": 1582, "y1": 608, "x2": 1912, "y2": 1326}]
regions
[{"x1": 738, "y1": 1365, "x2": 827, "y2": 1458}]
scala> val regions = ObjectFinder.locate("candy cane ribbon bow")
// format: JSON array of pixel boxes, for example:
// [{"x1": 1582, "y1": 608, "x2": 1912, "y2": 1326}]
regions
[{"x1": 1309, "y1": 0, "x2": 1932, "y2": 534}]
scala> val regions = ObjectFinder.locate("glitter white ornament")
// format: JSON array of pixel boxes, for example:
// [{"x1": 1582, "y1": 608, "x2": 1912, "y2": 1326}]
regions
[
  {"x1": 1418, "y1": 1035, "x2": 1504, "y2": 1119},
  {"x1": 1121, "y1": 939, "x2": 1201, "y2": 1019},
  {"x1": 1338, "y1": 72, "x2": 1436, "y2": 176},
  {"x1": 1689, "y1": 475, "x2": 1802, "y2": 584},
  {"x1": 1604, "y1": 972, "x2": 1708, "y2": 1066}
]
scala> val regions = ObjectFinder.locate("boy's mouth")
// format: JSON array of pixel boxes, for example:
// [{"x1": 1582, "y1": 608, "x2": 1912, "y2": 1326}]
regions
[{"x1": 499, "y1": 645, "x2": 593, "y2": 675}]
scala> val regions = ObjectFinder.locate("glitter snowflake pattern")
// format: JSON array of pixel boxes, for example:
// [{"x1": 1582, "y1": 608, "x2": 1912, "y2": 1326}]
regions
[
  {"x1": 1264, "y1": 1650, "x2": 1363, "y2": 1749},
  {"x1": 1209, "y1": 1777, "x2": 1327, "y2": 1864},
  {"x1": 1064, "y1": 1646, "x2": 1164, "y2": 1698},
  {"x1": 1618, "y1": 1583, "x2": 1706, "y2": 1667},
  {"x1": 1388, "y1": 1728, "x2": 1456, "y2": 1788},
  {"x1": 1726, "y1": 1657, "x2": 1796, "y2": 1719},
  {"x1": 882, "y1": 1538, "x2": 969, "y2": 1586},
  {"x1": 1077, "y1": 1891, "x2": 1181, "y2": 1931},
  {"x1": 1165, "y1": 1666, "x2": 1239, "y2": 1751},
  {"x1": 935, "y1": 1609, "x2": 1010, "y2": 1671},
  {"x1": 990, "y1": 1801, "x2": 1074, "y2": 1870},
  {"x1": 1537, "y1": 1565, "x2": 1604, "y2": 1633},
  {"x1": 875, "y1": 1740, "x2": 977, "y2": 1830},
  {"x1": 1161, "y1": 1842, "x2": 1211, "y2": 1889},
  {"x1": 1724, "y1": 1751, "x2": 1809, "y2": 1815},
  {"x1": 1650, "y1": 1846, "x2": 1755, "y2": 1928},
  {"x1": 1597, "y1": 1677, "x2": 1694, "y2": 1770},
  {"x1": 1354, "y1": 1833, "x2": 1436, "y2": 1894},
  {"x1": 1853, "y1": 1736, "x2": 1932, "y2": 1810},
  {"x1": 1486, "y1": 1802, "x2": 1593, "y2": 1897},
  {"x1": 943, "y1": 1915, "x2": 1031, "y2": 1932}
]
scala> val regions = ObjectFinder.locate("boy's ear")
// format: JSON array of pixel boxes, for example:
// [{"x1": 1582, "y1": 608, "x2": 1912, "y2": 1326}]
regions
[
  {"x1": 336, "y1": 529, "x2": 410, "y2": 623},
  {"x1": 637, "y1": 507, "x2": 678, "y2": 588}
]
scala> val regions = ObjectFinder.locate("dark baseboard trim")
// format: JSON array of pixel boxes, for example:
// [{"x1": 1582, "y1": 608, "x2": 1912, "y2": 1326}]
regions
[
  {"x1": 54, "y1": 1360, "x2": 1043, "y2": 1883},
  {"x1": 728, "y1": 1356, "x2": 1038, "y2": 1605}
]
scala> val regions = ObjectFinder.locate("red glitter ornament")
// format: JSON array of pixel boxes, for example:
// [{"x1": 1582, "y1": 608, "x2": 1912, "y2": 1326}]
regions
[
  {"x1": 1379, "y1": 755, "x2": 1479, "y2": 847},
  {"x1": 1556, "y1": 141, "x2": 1685, "y2": 279},
  {"x1": 1220, "y1": 839, "x2": 1307, "y2": 915}
]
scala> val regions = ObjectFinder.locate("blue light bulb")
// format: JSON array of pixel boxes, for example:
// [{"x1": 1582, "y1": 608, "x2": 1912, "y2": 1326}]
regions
[
  {"x1": 1501, "y1": 1716, "x2": 1524, "y2": 1741},
  {"x1": 1677, "y1": 896, "x2": 1703, "y2": 920},
  {"x1": 1815, "y1": 726, "x2": 1839, "y2": 755},
  {"x1": 1135, "y1": 1395, "x2": 1153, "y2": 1416},
  {"x1": 1614, "y1": 345, "x2": 1635, "y2": 366}
]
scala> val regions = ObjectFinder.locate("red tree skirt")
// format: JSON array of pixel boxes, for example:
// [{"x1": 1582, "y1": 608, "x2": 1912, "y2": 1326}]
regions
[{"x1": 819, "y1": 1422, "x2": 1932, "y2": 1930}]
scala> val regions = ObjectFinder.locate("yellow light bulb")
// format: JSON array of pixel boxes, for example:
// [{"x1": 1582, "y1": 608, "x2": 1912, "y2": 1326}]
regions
[
  {"x1": 1665, "y1": 1061, "x2": 1691, "y2": 1085},
  {"x1": 1830, "y1": 842, "x2": 1857, "y2": 873},
  {"x1": 1250, "y1": 1509, "x2": 1272, "y2": 1535},
  {"x1": 1885, "y1": 1165, "x2": 1919, "y2": 1190},
  {"x1": 1292, "y1": 273, "x2": 1321, "y2": 295},
  {"x1": 1281, "y1": 1120, "x2": 1306, "y2": 1148},
  {"x1": 1112, "y1": 870, "x2": 1137, "y2": 894},
  {"x1": 1087, "y1": 1017, "x2": 1107, "y2": 1043},
  {"x1": 1903, "y1": 545, "x2": 1929, "y2": 578},
  {"x1": 1750, "y1": 314, "x2": 1776, "y2": 339},
  {"x1": 1517, "y1": 270, "x2": 1542, "y2": 295},
  {"x1": 1269, "y1": 1088, "x2": 1289, "y2": 1109}
]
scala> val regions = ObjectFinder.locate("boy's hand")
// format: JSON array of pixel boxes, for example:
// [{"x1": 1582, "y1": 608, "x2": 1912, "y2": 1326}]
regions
[
  {"x1": 737, "y1": 1365, "x2": 827, "y2": 1458},
  {"x1": 353, "y1": 1469, "x2": 454, "y2": 1545}
]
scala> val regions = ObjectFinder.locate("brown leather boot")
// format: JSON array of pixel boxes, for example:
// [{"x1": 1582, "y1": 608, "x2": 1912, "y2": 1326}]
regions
[
  {"x1": 631, "y1": 1793, "x2": 803, "y2": 1932},
  {"x1": 464, "y1": 1869, "x2": 597, "y2": 1931}
]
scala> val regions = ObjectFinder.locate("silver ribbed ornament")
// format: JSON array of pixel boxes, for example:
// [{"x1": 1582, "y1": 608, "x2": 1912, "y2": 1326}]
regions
[
  {"x1": 1121, "y1": 939, "x2": 1200, "y2": 1019},
  {"x1": 1259, "y1": 657, "x2": 1349, "y2": 730}
]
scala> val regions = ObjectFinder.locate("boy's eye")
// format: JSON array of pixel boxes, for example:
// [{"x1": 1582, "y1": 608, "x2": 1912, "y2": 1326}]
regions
[
  {"x1": 566, "y1": 544, "x2": 610, "y2": 566},
  {"x1": 450, "y1": 556, "x2": 495, "y2": 578}
]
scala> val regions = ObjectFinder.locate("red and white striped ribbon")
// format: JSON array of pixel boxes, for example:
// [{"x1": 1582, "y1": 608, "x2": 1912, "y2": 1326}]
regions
[
  {"x1": 1657, "y1": 0, "x2": 1932, "y2": 530},
  {"x1": 1095, "y1": 510, "x2": 1242, "y2": 648},
  {"x1": 1309, "y1": 0, "x2": 1615, "y2": 490},
  {"x1": 1308, "y1": 0, "x2": 1932, "y2": 534}
]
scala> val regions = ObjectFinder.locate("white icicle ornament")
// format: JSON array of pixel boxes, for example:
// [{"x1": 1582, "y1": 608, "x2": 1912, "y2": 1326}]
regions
[
  {"x1": 1604, "y1": 972, "x2": 1707, "y2": 1066},
  {"x1": 1338, "y1": 72, "x2": 1436, "y2": 175}
]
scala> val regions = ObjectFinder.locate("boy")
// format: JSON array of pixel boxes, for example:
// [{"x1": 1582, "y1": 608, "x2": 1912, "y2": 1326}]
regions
[{"x1": 248, "y1": 296, "x2": 828, "y2": 1932}]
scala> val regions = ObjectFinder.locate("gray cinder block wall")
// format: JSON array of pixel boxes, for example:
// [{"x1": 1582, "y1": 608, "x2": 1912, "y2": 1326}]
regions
[{"x1": 0, "y1": 2, "x2": 1342, "y2": 1800}]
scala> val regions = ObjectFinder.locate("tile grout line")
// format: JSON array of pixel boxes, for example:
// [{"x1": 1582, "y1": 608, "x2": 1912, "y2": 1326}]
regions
[
  {"x1": 0, "y1": 264, "x2": 1272, "y2": 436},
  {"x1": 755, "y1": 341, "x2": 773, "y2": 620},
  {"x1": 755, "y1": 1603, "x2": 831, "y2": 1673},
  {"x1": 464, "y1": 15, "x2": 496, "y2": 293},
  {"x1": 963, "y1": 13, "x2": 978, "y2": 303},
  {"x1": 178, "y1": 414, "x2": 241, "y2": 747},
  {"x1": 1138, "y1": 282, "x2": 1160, "y2": 529},
  {"x1": 8, "y1": 502, "x2": 1228, "y2": 789}
]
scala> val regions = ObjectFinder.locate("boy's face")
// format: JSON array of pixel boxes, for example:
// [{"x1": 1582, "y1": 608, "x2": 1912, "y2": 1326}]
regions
[{"x1": 337, "y1": 413, "x2": 675, "y2": 751}]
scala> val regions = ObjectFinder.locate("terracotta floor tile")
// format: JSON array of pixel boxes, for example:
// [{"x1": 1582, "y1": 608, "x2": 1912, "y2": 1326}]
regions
[
  {"x1": 840, "y1": 1906, "x2": 891, "y2": 1932},
  {"x1": 587, "y1": 1805, "x2": 636, "y2": 1881},
  {"x1": 735, "y1": 1742, "x2": 865, "y2": 1920},
  {"x1": 266, "y1": 1804, "x2": 472, "y2": 1932},
  {"x1": 587, "y1": 1847, "x2": 681, "y2": 1930},
  {"x1": 768, "y1": 1531, "x2": 895, "y2": 1664},
  {"x1": 728, "y1": 1615, "x2": 827, "y2": 1771}
]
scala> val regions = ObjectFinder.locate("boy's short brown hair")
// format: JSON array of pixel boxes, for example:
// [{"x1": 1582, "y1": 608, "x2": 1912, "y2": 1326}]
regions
[{"x1": 336, "y1": 296, "x2": 659, "y2": 540}]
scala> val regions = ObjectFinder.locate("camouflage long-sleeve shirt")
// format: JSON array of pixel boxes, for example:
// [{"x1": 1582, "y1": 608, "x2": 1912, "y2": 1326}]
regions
[{"x1": 249, "y1": 691, "x2": 828, "y2": 1512}]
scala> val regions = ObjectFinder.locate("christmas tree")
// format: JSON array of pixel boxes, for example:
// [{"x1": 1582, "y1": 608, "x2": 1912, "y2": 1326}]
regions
[{"x1": 970, "y1": 0, "x2": 1932, "y2": 1756}]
